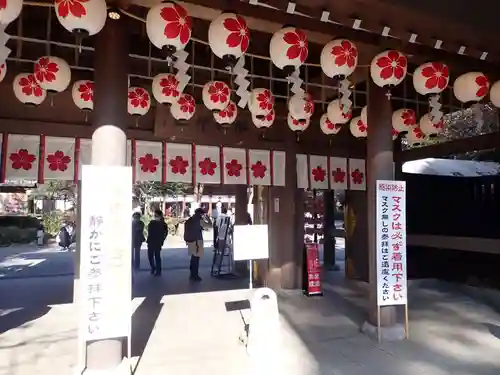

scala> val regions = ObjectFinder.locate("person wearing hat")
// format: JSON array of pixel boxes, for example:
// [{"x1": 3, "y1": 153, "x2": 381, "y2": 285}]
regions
[{"x1": 184, "y1": 207, "x2": 212, "y2": 281}]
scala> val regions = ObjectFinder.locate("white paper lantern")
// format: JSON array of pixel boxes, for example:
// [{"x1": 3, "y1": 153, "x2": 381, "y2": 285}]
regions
[
  {"x1": 327, "y1": 99, "x2": 351, "y2": 125},
  {"x1": 208, "y1": 12, "x2": 249, "y2": 63},
  {"x1": 33, "y1": 56, "x2": 71, "y2": 93},
  {"x1": 269, "y1": 26, "x2": 308, "y2": 70},
  {"x1": 405, "y1": 126, "x2": 426, "y2": 146},
  {"x1": 360, "y1": 105, "x2": 367, "y2": 124},
  {"x1": 453, "y1": 72, "x2": 489, "y2": 103},
  {"x1": 392, "y1": 108, "x2": 416, "y2": 134},
  {"x1": 288, "y1": 93, "x2": 314, "y2": 121},
  {"x1": 72, "y1": 80, "x2": 93, "y2": 110},
  {"x1": 128, "y1": 87, "x2": 151, "y2": 116},
  {"x1": 320, "y1": 113, "x2": 341, "y2": 135},
  {"x1": 13, "y1": 73, "x2": 47, "y2": 105},
  {"x1": 248, "y1": 88, "x2": 274, "y2": 117},
  {"x1": 350, "y1": 116, "x2": 367, "y2": 138},
  {"x1": 146, "y1": 1, "x2": 191, "y2": 54},
  {"x1": 287, "y1": 113, "x2": 309, "y2": 132},
  {"x1": 214, "y1": 101, "x2": 237, "y2": 125},
  {"x1": 489, "y1": 81, "x2": 500, "y2": 108},
  {"x1": 370, "y1": 50, "x2": 407, "y2": 88},
  {"x1": 0, "y1": 62, "x2": 6, "y2": 83},
  {"x1": 152, "y1": 73, "x2": 180, "y2": 105},
  {"x1": 54, "y1": 0, "x2": 106, "y2": 36},
  {"x1": 0, "y1": 0, "x2": 23, "y2": 25},
  {"x1": 202, "y1": 81, "x2": 231, "y2": 112},
  {"x1": 419, "y1": 113, "x2": 444, "y2": 137},
  {"x1": 252, "y1": 109, "x2": 275, "y2": 129},
  {"x1": 170, "y1": 93, "x2": 195, "y2": 121},
  {"x1": 413, "y1": 62, "x2": 449, "y2": 95},
  {"x1": 392, "y1": 128, "x2": 399, "y2": 140},
  {"x1": 320, "y1": 39, "x2": 358, "y2": 78}
]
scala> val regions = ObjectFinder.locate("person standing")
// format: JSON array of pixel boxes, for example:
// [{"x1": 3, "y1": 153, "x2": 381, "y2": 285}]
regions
[
  {"x1": 131, "y1": 212, "x2": 145, "y2": 271},
  {"x1": 184, "y1": 208, "x2": 212, "y2": 281},
  {"x1": 147, "y1": 209, "x2": 168, "y2": 276}
]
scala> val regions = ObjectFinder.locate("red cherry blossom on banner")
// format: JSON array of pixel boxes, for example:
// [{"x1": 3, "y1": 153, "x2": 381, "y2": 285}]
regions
[
  {"x1": 129, "y1": 88, "x2": 150, "y2": 108},
  {"x1": 475, "y1": 75, "x2": 489, "y2": 98},
  {"x1": 78, "y1": 81, "x2": 93, "y2": 102},
  {"x1": 331, "y1": 40, "x2": 357, "y2": 68},
  {"x1": 223, "y1": 15, "x2": 249, "y2": 53},
  {"x1": 251, "y1": 161, "x2": 267, "y2": 179},
  {"x1": 257, "y1": 89, "x2": 274, "y2": 112},
  {"x1": 47, "y1": 151, "x2": 71, "y2": 172},
  {"x1": 421, "y1": 62, "x2": 449, "y2": 90},
  {"x1": 160, "y1": 3, "x2": 191, "y2": 45},
  {"x1": 19, "y1": 75, "x2": 43, "y2": 97},
  {"x1": 376, "y1": 51, "x2": 407, "y2": 80},
  {"x1": 351, "y1": 169, "x2": 364, "y2": 185},
  {"x1": 283, "y1": 29, "x2": 308, "y2": 63},
  {"x1": 10, "y1": 149, "x2": 36, "y2": 171},
  {"x1": 160, "y1": 75, "x2": 180, "y2": 98},
  {"x1": 56, "y1": 0, "x2": 88, "y2": 18},
  {"x1": 169, "y1": 156, "x2": 188, "y2": 175},
  {"x1": 34, "y1": 57, "x2": 60, "y2": 84},
  {"x1": 199, "y1": 157, "x2": 216, "y2": 176},
  {"x1": 208, "y1": 82, "x2": 230, "y2": 104},
  {"x1": 312, "y1": 166, "x2": 326, "y2": 182},
  {"x1": 139, "y1": 154, "x2": 159, "y2": 173},
  {"x1": 332, "y1": 168, "x2": 346, "y2": 183},
  {"x1": 226, "y1": 159, "x2": 242, "y2": 177},
  {"x1": 402, "y1": 109, "x2": 416, "y2": 126}
]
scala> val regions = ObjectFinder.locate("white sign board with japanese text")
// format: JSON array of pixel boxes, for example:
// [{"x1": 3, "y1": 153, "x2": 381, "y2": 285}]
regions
[
  {"x1": 233, "y1": 225, "x2": 269, "y2": 261},
  {"x1": 376, "y1": 180, "x2": 407, "y2": 306},
  {"x1": 79, "y1": 165, "x2": 132, "y2": 341}
]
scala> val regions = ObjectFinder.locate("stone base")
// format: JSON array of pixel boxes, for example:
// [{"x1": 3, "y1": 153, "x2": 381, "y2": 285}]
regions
[{"x1": 361, "y1": 321, "x2": 406, "y2": 342}]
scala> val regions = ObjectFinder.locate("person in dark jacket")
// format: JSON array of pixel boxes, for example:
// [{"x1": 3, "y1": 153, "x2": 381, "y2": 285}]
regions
[
  {"x1": 132, "y1": 212, "x2": 145, "y2": 271},
  {"x1": 58, "y1": 225, "x2": 71, "y2": 251},
  {"x1": 185, "y1": 208, "x2": 212, "y2": 281},
  {"x1": 147, "y1": 209, "x2": 168, "y2": 276}
]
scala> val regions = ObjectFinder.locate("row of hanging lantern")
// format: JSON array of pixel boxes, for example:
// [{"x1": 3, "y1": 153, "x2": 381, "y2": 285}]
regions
[{"x1": 1, "y1": 0, "x2": 499, "y2": 138}]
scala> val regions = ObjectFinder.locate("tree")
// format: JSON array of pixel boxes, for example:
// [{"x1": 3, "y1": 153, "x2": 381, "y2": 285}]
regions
[
  {"x1": 133, "y1": 182, "x2": 187, "y2": 214},
  {"x1": 28, "y1": 181, "x2": 77, "y2": 212}
]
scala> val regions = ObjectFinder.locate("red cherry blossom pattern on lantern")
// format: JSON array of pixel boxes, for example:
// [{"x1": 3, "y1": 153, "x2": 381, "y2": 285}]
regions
[
  {"x1": 257, "y1": 89, "x2": 274, "y2": 112},
  {"x1": 326, "y1": 118, "x2": 341, "y2": 131},
  {"x1": 169, "y1": 156, "x2": 188, "y2": 175},
  {"x1": 19, "y1": 74, "x2": 44, "y2": 97},
  {"x1": 139, "y1": 154, "x2": 159, "y2": 173},
  {"x1": 178, "y1": 94, "x2": 195, "y2": 113},
  {"x1": 160, "y1": 75, "x2": 180, "y2": 98},
  {"x1": 218, "y1": 102, "x2": 236, "y2": 118},
  {"x1": 413, "y1": 127, "x2": 424, "y2": 139},
  {"x1": 56, "y1": 0, "x2": 88, "y2": 18},
  {"x1": 265, "y1": 110, "x2": 275, "y2": 122},
  {"x1": 129, "y1": 88, "x2": 150, "y2": 108},
  {"x1": 34, "y1": 57, "x2": 60, "y2": 84},
  {"x1": 10, "y1": 149, "x2": 36, "y2": 171},
  {"x1": 475, "y1": 75, "x2": 489, "y2": 98},
  {"x1": 223, "y1": 15, "x2": 249, "y2": 53},
  {"x1": 226, "y1": 159, "x2": 242, "y2": 177},
  {"x1": 208, "y1": 82, "x2": 230, "y2": 104},
  {"x1": 160, "y1": 3, "x2": 191, "y2": 45},
  {"x1": 292, "y1": 118, "x2": 307, "y2": 127},
  {"x1": 392, "y1": 128, "x2": 399, "y2": 138},
  {"x1": 78, "y1": 81, "x2": 93, "y2": 102},
  {"x1": 332, "y1": 168, "x2": 346, "y2": 183},
  {"x1": 251, "y1": 161, "x2": 267, "y2": 179},
  {"x1": 376, "y1": 51, "x2": 407, "y2": 80},
  {"x1": 0, "y1": 64, "x2": 5, "y2": 74},
  {"x1": 351, "y1": 169, "x2": 364, "y2": 184},
  {"x1": 283, "y1": 29, "x2": 308, "y2": 63},
  {"x1": 432, "y1": 119, "x2": 444, "y2": 130},
  {"x1": 199, "y1": 157, "x2": 217, "y2": 176},
  {"x1": 357, "y1": 119, "x2": 367, "y2": 133},
  {"x1": 47, "y1": 151, "x2": 71, "y2": 172},
  {"x1": 421, "y1": 62, "x2": 449, "y2": 90},
  {"x1": 312, "y1": 166, "x2": 326, "y2": 182},
  {"x1": 331, "y1": 40, "x2": 357, "y2": 68},
  {"x1": 304, "y1": 94, "x2": 314, "y2": 115},
  {"x1": 402, "y1": 109, "x2": 416, "y2": 126}
]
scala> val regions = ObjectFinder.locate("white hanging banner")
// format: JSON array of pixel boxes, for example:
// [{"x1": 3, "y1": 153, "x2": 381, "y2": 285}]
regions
[
  {"x1": 376, "y1": 180, "x2": 407, "y2": 306},
  {"x1": 329, "y1": 157, "x2": 348, "y2": 190},
  {"x1": 309, "y1": 155, "x2": 329, "y2": 190},
  {"x1": 4, "y1": 134, "x2": 40, "y2": 181},
  {"x1": 248, "y1": 149, "x2": 271, "y2": 186},
  {"x1": 43, "y1": 136, "x2": 75, "y2": 181},
  {"x1": 195, "y1": 145, "x2": 221, "y2": 184},
  {"x1": 296, "y1": 154, "x2": 308, "y2": 189},
  {"x1": 272, "y1": 151, "x2": 286, "y2": 186},
  {"x1": 222, "y1": 147, "x2": 247, "y2": 185},
  {"x1": 165, "y1": 142, "x2": 192, "y2": 183},
  {"x1": 348, "y1": 158, "x2": 366, "y2": 191},
  {"x1": 134, "y1": 140, "x2": 163, "y2": 182}
]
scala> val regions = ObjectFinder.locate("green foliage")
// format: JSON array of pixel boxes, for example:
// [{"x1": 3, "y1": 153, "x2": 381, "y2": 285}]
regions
[
  {"x1": 0, "y1": 226, "x2": 37, "y2": 245},
  {"x1": 133, "y1": 182, "x2": 187, "y2": 205},
  {"x1": 41, "y1": 210, "x2": 65, "y2": 235},
  {"x1": 29, "y1": 181, "x2": 77, "y2": 206},
  {"x1": 0, "y1": 215, "x2": 40, "y2": 228}
]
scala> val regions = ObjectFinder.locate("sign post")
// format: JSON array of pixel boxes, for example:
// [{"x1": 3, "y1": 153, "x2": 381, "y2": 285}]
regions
[
  {"x1": 304, "y1": 243, "x2": 322, "y2": 296},
  {"x1": 376, "y1": 180, "x2": 408, "y2": 341},
  {"x1": 78, "y1": 165, "x2": 132, "y2": 372}
]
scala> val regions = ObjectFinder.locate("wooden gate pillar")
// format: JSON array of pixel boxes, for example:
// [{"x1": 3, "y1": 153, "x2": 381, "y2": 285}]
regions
[{"x1": 234, "y1": 185, "x2": 249, "y2": 275}]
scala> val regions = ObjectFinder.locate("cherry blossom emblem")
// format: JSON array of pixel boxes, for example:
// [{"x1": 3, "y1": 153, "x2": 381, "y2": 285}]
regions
[
  {"x1": 357, "y1": 120, "x2": 367, "y2": 133},
  {"x1": 47, "y1": 151, "x2": 71, "y2": 172},
  {"x1": 139, "y1": 154, "x2": 159, "y2": 173},
  {"x1": 402, "y1": 109, "x2": 416, "y2": 126},
  {"x1": 223, "y1": 15, "x2": 250, "y2": 53},
  {"x1": 376, "y1": 51, "x2": 407, "y2": 80},
  {"x1": 19, "y1": 75, "x2": 44, "y2": 97},
  {"x1": 331, "y1": 40, "x2": 357, "y2": 68},
  {"x1": 475, "y1": 75, "x2": 489, "y2": 98},
  {"x1": 208, "y1": 82, "x2": 230, "y2": 104},
  {"x1": 312, "y1": 166, "x2": 326, "y2": 182},
  {"x1": 251, "y1": 161, "x2": 267, "y2": 179},
  {"x1": 10, "y1": 149, "x2": 36, "y2": 170},
  {"x1": 332, "y1": 168, "x2": 345, "y2": 183},
  {"x1": 326, "y1": 119, "x2": 340, "y2": 131},
  {"x1": 78, "y1": 81, "x2": 93, "y2": 102},
  {"x1": 169, "y1": 156, "x2": 189, "y2": 175},
  {"x1": 199, "y1": 158, "x2": 216, "y2": 176},
  {"x1": 0, "y1": 0, "x2": 6, "y2": 9},
  {"x1": 257, "y1": 90, "x2": 274, "y2": 112},
  {"x1": 226, "y1": 159, "x2": 242, "y2": 177},
  {"x1": 351, "y1": 169, "x2": 364, "y2": 184},
  {"x1": 129, "y1": 88, "x2": 150, "y2": 108},
  {"x1": 160, "y1": 75, "x2": 180, "y2": 98},
  {"x1": 56, "y1": 0, "x2": 88, "y2": 18},
  {"x1": 178, "y1": 94, "x2": 195, "y2": 113},
  {"x1": 421, "y1": 62, "x2": 449, "y2": 90},
  {"x1": 283, "y1": 29, "x2": 308, "y2": 63},
  {"x1": 160, "y1": 3, "x2": 191, "y2": 44},
  {"x1": 218, "y1": 102, "x2": 236, "y2": 118},
  {"x1": 413, "y1": 127, "x2": 424, "y2": 139},
  {"x1": 35, "y1": 57, "x2": 59, "y2": 83}
]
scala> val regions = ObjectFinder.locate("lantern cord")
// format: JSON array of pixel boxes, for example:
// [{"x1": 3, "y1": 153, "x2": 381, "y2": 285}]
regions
[
  {"x1": 429, "y1": 94, "x2": 443, "y2": 123},
  {"x1": 173, "y1": 49, "x2": 190, "y2": 94},
  {"x1": 338, "y1": 78, "x2": 352, "y2": 115},
  {"x1": 288, "y1": 66, "x2": 304, "y2": 96},
  {"x1": 233, "y1": 55, "x2": 250, "y2": 108}
]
